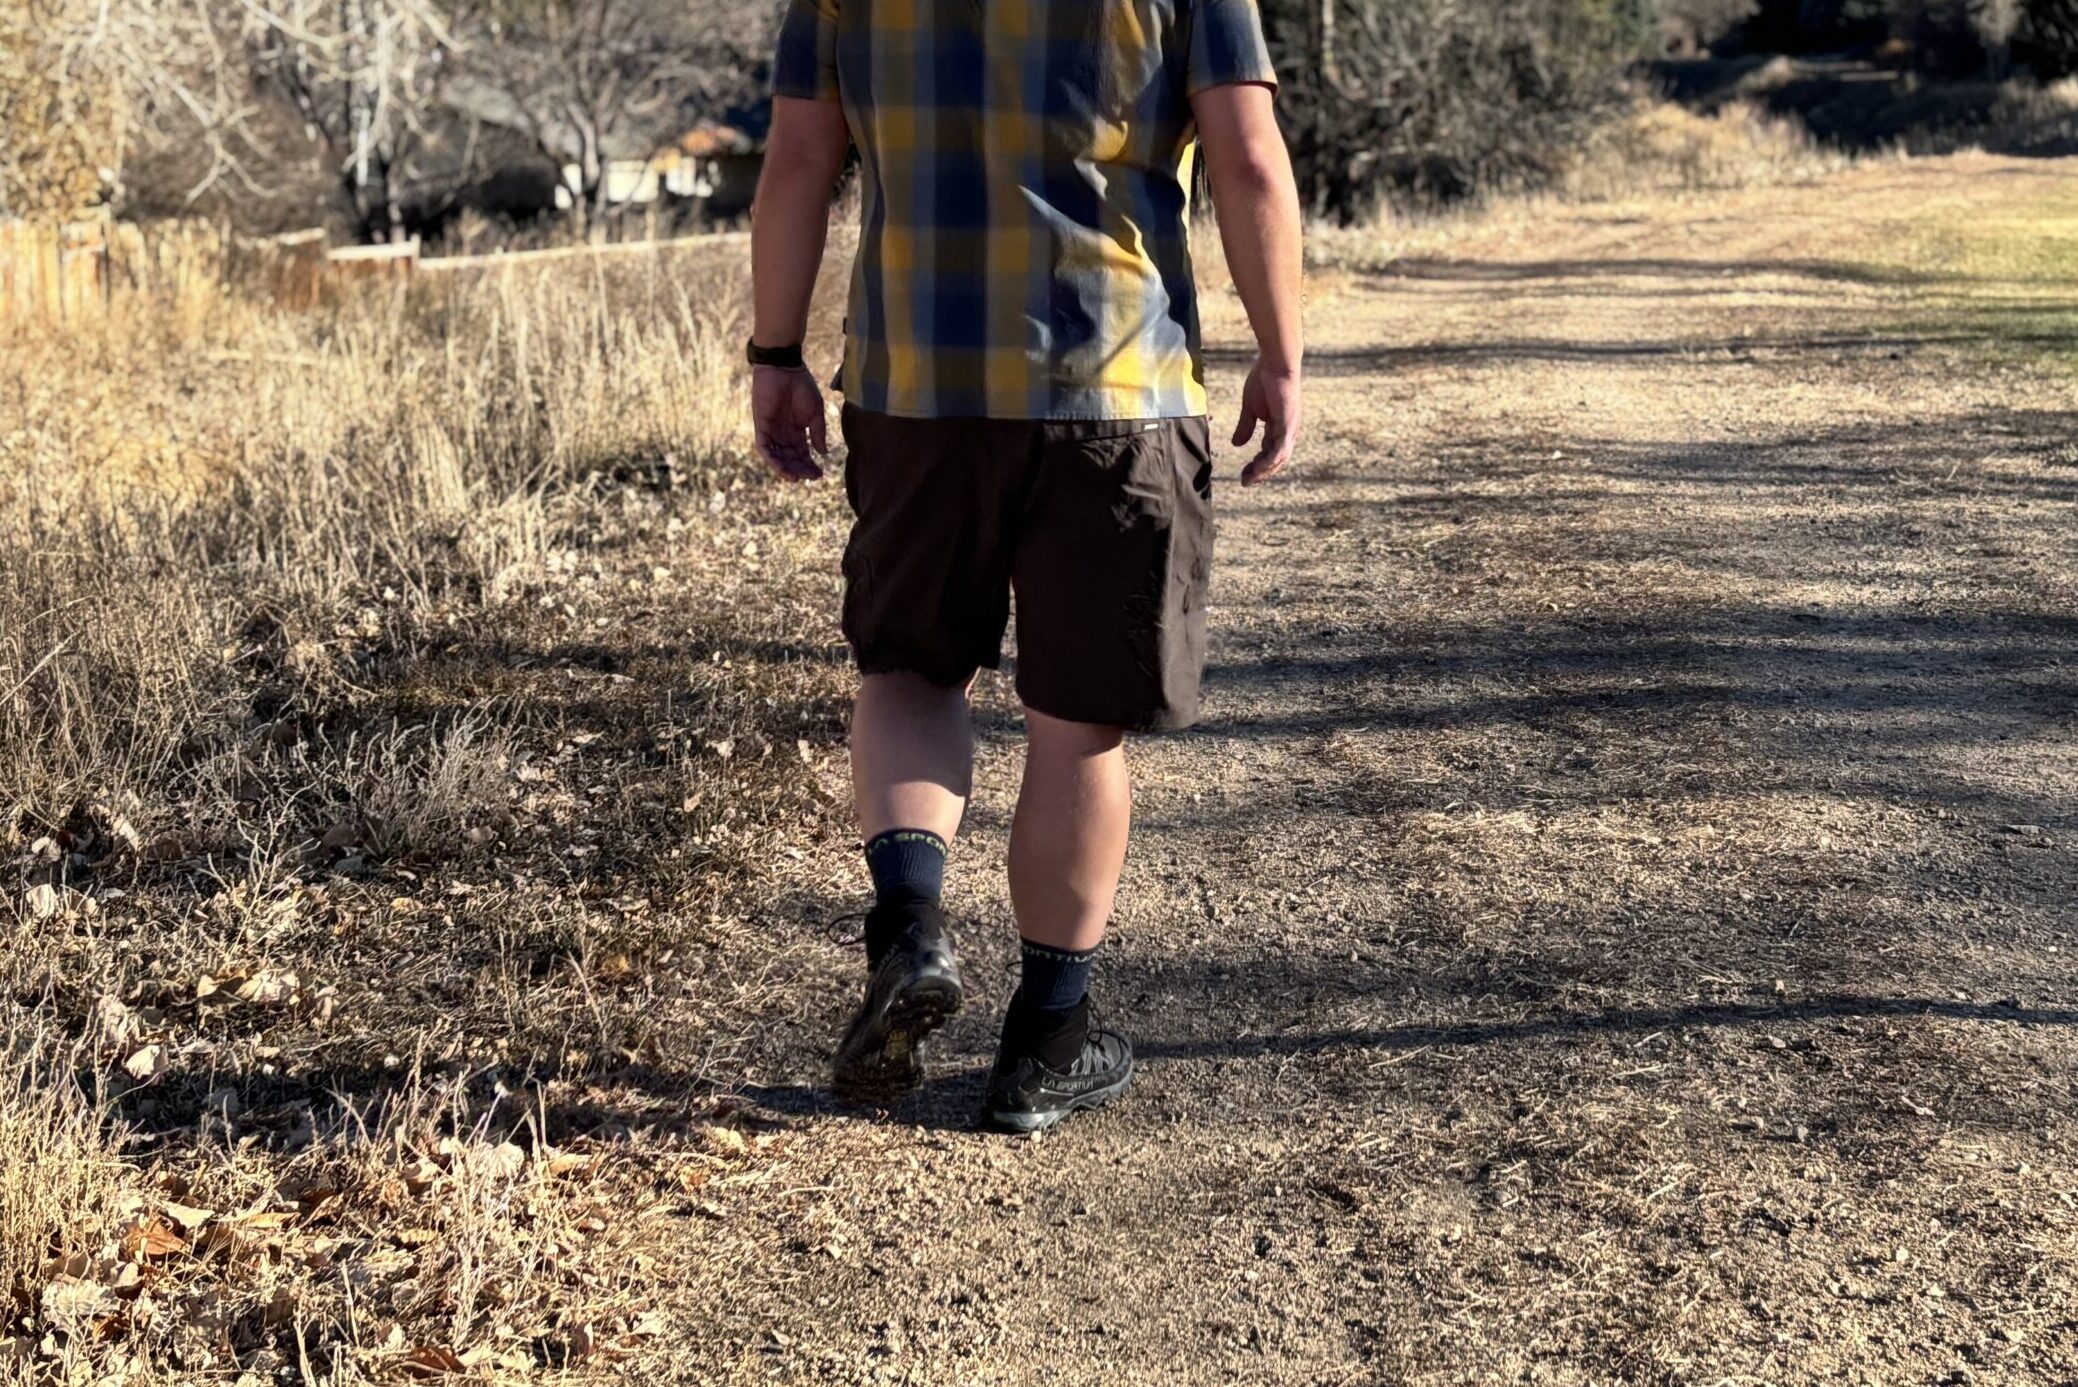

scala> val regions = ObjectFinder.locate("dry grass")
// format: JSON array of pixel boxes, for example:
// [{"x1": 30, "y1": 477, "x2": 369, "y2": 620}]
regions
[
  {"x1": 1562, "y1": 97, "x2": 1854, "y2": 199},
  {"x1": 0, "y1": 242, "x2": 856, "y2": 1379},
  {"x1": 1300, "y1": 95, "x2": 1856, "y2": 274}
]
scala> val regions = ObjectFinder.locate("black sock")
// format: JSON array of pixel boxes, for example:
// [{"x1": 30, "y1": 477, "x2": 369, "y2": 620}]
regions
[
  {"x1": 1006, "y1": 994, "x2": 1091, "y2": 1071},
  {"x1": 862, "y1": 829, "x2": 947, "y2": 960},
  {"x1": 1015, "y1": 938, "x2": 1095, "y2": 1013}
]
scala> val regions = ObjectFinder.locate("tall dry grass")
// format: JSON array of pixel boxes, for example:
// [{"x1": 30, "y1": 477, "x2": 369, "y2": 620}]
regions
[
  {"x1": 1300, "y1": 95, "x2": 1856, "y2": 271},
  {"x1": 0, "y1": 241, "x2": 852, "y2": 1378},
  {"x1": 1, "y1": 248, "x2": 753, "y2": 835}
]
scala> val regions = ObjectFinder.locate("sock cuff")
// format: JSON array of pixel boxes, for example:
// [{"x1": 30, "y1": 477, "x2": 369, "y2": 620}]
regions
[
  {"x1": 1019, "y1": 938, "x2": 1097, "y2": 962},
  {"x1": 863, "y1": 828, "x2": 948, "y2": 858}
]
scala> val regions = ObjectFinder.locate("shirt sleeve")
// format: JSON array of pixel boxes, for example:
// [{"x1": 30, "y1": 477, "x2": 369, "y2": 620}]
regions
[
  {"x1": 772, "y1": 0, "x2": 842, "y2": 102},
  {"x1": 1186, "y1": 0, "x2": 1278, "y2": 97}
]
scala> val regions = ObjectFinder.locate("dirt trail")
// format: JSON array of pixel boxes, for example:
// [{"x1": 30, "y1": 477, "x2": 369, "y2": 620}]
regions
[{"x1": 689, "y1": 156, "x2": 2078, "y2": 1383}]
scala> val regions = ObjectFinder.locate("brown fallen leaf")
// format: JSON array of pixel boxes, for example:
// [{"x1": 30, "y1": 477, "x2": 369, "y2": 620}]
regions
[
  {"x1": 263, "y1": 1287, "x2": 297, "y2": 1328},
  {"x1": 121, "y1": 1218, "x2": 188, "y2": 1260},
  {"x1": 234, "y1": 970, "x2": 299, "y2": 1007},
  {"x1": 94, "y1": 995, "x2": 143, "y2": 1049},
  {"x1": 399, "y1": 1345, "x2": 465, "y2": 1378},
  {"x1": 544, "y1": 1151, "x2": 597, "y2": 1179},
  {"x1": 195, "y1": 974, "x2": 243, "y2": 1006},
  {"x1": 698, "y1": 1125, "x2": 748, "y2": 1157},
  {"x1": 285, "y1": 1180, "x2": 341, "y2": 1211},
  {"x1": 161, "y1": 1201, "x2": 214, "y2": 1232},
  {"x1": 102, "y1": 807, "x2": 142, "y2": 854},
  {"x1": 482, "y1": 1142, "x2": 527, "y2": 1180},
  {"x1": 40, "y1": 1276, "x2": 113, "y2": 1322},
  {"x1": 123, "y1": 1045, "x2": 167, "y2": 1082},
  {"x1": 233, "y1": 1209, "x2": 299, "y2": 1231}
]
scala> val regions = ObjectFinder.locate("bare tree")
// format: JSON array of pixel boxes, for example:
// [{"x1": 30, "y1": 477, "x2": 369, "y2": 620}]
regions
[
  {"x1": 9, "y1": 0, "x2": 475, "y2": 237},
  {"x1": 1, "y1": 0, "x2": 112, "y2": 219},
  {"x1": 458, "y1": 0, "x2": 759, "y2": 236},
  {"x1": 236, "y1": 0, "x2": 473, "y2": 240},
  {"x1": 1, "y1": 0, "x2": 240, "y2": 220}
]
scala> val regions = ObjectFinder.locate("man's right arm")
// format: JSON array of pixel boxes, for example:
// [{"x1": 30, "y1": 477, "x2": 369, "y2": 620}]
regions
[
  {"x1": 748, "y1": 95, "x2": 851, "y2": 481},
  {"x1": 1191, "y1": 82, "x2": 1303, "y2": 485}
]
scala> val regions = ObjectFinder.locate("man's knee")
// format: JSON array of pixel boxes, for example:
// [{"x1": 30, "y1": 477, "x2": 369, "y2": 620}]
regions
[
  {"x1": 1023, "y1": 705, "x2": 1124, "y2": 755},
  {"x1": 861, "y1": 669, "x2": 976, "y2": 702}
]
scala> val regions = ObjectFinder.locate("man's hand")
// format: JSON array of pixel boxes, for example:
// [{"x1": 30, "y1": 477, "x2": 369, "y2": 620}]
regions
[
  {"x1": 1233, "y1": 359, "x2": 1301, "y2": 485},
  {"x1": 752, "y1": 365, "x2": 829, "y2": 482}
]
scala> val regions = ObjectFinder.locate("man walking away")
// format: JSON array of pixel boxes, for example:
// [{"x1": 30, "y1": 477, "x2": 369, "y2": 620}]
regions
[{"x1": 748, "y1": 0, "x2": 1303, "y2": 1131}]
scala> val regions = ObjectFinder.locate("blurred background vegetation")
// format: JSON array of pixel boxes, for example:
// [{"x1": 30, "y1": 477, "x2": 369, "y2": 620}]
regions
[{"x1": 3, "y1": 0, "x2": 2076, "y2": 236}]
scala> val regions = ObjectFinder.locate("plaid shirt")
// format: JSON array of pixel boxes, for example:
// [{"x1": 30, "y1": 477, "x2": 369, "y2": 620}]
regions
[{"x1": 772, "y1": 0, "x2": 1277, "y2": 420}]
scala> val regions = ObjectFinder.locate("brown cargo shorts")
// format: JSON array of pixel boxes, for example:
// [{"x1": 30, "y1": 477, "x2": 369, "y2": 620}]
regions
[{"x1": 838, "y1": 403, "x2": 1214, "y2": 732}]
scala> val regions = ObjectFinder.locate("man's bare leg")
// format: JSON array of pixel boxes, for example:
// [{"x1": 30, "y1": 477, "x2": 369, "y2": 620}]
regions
[
  {"x1": 983, "y1": 707, "x2": 1138, "y2": 1130},
  {"x1": 831, "y1": 671, "x2": 973, "y2": 1104},
  {"x1": 850, "y1": 672, "x2": 973, "y2": 844},
  {"x1": 1007, "y1": 709, "x2": 1128, "y2": 953}
]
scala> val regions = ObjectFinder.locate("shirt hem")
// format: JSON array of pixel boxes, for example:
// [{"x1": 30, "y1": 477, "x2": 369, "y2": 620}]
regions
[{"x1": 837, "y1": 397, "x2": 1210, "y2": 423}]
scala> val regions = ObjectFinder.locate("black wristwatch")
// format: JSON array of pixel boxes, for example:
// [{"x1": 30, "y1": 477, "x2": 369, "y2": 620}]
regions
[{"x1": 746, "y1": 339, "x2": 806, "y2": 370}]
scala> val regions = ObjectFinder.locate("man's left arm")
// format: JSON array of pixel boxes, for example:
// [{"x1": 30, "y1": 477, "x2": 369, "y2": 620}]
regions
[{"x1": 749, "y1": 95, "x2": 851, "y2": 481}]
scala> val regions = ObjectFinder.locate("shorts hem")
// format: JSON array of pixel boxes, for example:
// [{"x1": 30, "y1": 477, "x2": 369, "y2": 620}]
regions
[
  {"x1": 853, "y1": 651, "x2": 995, "y2": 687},
  {"x1": 1017, "y1": 689, "x2": 1201, "y2": 736}
]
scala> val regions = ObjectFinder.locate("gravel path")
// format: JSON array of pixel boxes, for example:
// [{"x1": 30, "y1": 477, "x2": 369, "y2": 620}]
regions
[{"x1": 695, "y1": 154, "x2": 2078, "y2": 1385}]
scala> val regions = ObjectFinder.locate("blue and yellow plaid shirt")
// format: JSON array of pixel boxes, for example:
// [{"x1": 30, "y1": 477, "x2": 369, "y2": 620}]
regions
[{"x1": 772, "y1": 0, "x2": 1277, "y2": 420}]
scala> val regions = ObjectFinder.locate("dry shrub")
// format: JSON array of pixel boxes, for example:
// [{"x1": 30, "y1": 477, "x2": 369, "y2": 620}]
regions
[
  {"x1": 1267, "y1": 0, "x2": 1648, "y2": 218},
  {"x1": 0, "y1": 0, "x2": 121, "y2": 219},
  {"x1": 0, "y1": 223, "x2": 859, "y2": 1378},
  {"x1": 1305, "y1": 93, "x2": 1851, "y2": 270},
  {"x1": 336, "y1": 716, "x2": 515, "y2": 857},
  {"x1": 0, "y1": 1027, "x2": 126, "y2": 1288},
  {"x1": 0, "y1": 249, "x2": 752, "y2": 830},
  {"x1": 0, "y1": 1024, "x2": 139, "y2": 1379},
  {"x1": 1565, "y1": 95, "x2": 1851, "y2": 196}
]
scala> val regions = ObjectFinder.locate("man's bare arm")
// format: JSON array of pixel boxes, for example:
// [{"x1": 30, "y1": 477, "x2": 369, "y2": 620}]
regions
[
  {"x1": 748, "y1": 95, "x2": 851, "y2": 481},
  {"x1": 1190, "y1": 82, "x2": 1303, "y2": 484}
]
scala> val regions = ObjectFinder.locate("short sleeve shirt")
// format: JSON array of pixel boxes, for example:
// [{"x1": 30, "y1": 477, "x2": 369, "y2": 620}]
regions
[{"x1": 772, "y1": 0, "x2": 1277, "y2": 420}]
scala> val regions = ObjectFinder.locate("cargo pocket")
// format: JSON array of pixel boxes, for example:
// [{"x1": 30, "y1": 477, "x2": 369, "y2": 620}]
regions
[
  {"x1": 1168, "y1": 416, "x2": 1214, "y2": 618},
  {"x1": 837, "y1": 406, "x2": 874, "y2": 647}
]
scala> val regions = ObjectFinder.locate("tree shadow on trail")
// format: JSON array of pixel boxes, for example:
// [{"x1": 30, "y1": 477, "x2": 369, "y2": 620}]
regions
[
  {"x1": 1354, "y1": 256, "x2": 2078, "y2": 291},
  {"x1": 1185, "y1": 408, "x2": 2078, "y2": 830},
  {"x1": 1132, "y1": 994, "x2": 2078, "y2": 1064},
  {"x1": 730, "y1": 993, "x2": 2078, "y2": 1134},
  {"x1": 1364, "y1": 257, "x2": 1950, "y2": 287},
  {"x1": 1205, "y1": 329, "x2": 2078, "y2": 376}
]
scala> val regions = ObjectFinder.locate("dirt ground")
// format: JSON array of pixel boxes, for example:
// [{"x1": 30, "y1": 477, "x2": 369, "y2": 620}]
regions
[
  {"x1": 10, "y1": 150, "x2": 2076, "y2": 1386},
  {"x1": 674, "y1": 154, "x2": 2078, "y2": 1384}
]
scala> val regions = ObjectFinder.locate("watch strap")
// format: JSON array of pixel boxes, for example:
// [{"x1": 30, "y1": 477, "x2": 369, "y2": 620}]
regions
[{"x1": 746, "y1": 339, "x2": 806, "y2": 370}]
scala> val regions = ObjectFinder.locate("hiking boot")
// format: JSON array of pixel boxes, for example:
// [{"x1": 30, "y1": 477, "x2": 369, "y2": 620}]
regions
[
  {"x1": 831, "y1": 903, "x2": 965, "y2": 1105},
  {"x1": 981, "y1": 997, "x2": 1134, "y2": 1134}
]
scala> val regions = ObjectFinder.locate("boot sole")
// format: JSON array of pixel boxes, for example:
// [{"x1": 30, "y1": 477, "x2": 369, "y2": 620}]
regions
[
  {"x1": 832, "y1": 972, "x2": 964, "y2": 1106},
  {"x1": 981, "y1": 1056, "x2": 1136, "y2": 1134}
]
